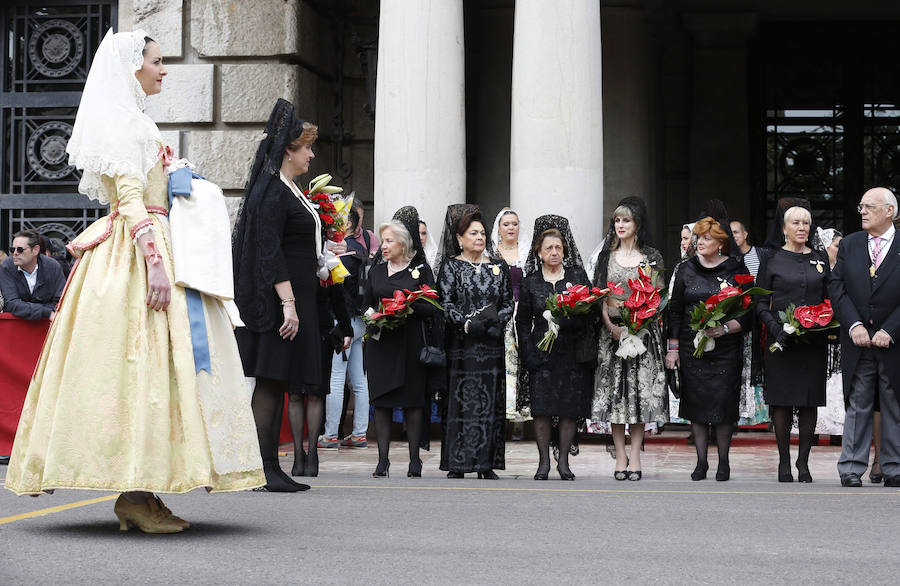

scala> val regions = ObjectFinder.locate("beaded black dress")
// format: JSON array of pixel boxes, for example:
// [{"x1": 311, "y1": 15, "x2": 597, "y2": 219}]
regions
[{"x1": 438, "y1": 257, "x2": 514, "y2": 472}]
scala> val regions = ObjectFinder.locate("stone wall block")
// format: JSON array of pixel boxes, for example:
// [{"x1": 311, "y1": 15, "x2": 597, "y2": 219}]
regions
[
  {"x1": 159, "y1": 130, "x2": 181, "y2": 158},
  {"x1": 143, "y1": 64, "x2": 214, "y2": 123},
  {"x1": 220, "y1": 64, "x2": 300, "y2": 123},
  {"x1": 134, "y1": 0, "x2": 183, "y2": 58},
  {"x1": 191, "y1": 0, "x2": 299, "y2": 57},
  {"x1": 184, "y1": 130, "x2": 264, "y2": 190}
]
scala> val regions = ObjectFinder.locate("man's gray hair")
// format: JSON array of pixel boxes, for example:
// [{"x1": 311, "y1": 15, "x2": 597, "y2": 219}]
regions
[{"x1": 881, "y1": 189, "x2": 899, "y2": 219}]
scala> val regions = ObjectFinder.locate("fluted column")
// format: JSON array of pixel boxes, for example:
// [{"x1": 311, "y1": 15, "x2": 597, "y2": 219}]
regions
[
  {"x1": 374, "y1": 0, "x2": 466, "y2": 235},
  {"x1": 510, "y1": 0, "x2": 604, "y2": 260}
]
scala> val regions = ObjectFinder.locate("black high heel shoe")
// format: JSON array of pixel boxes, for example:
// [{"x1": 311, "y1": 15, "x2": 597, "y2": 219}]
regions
[
  {"x1": 477, "y1": 470, "x2": 499, "y2": 480},
  {"x1": 690, "y1": 462, "x2": 709, "y2": 481},
  {"x1": 534, "y1": 462, "x2": 550, "y2": 481},
  {"x1": 263, "y1": 460, "x2": 310, "y2": 492},
  {"x1": 291, "y1": 450, "x2": 307, "y2": 477},
  {"x1": 778, "y1": 462, "x2": 793, "y2": 483},
  {"x1": 715, "y1": 462, "x2": 730, "y2": 482},
  {"x1": 447, "y1": 471, "x2": 464, "y2": 479},
  {"x1": 372, "y1": 461, "x2": 390, "y2": 478},
  {"x1": 408, "y1": 459, "x2": 423, "y2": 478},
  {"x1": 627, "y1": 470, "x2": 642, "y2": 481},
  {"x1": 796, "y1": 460, "x2": 812, "y2": 483},
  {"x1": 557, "y1": 465, "x2": 575, "y2": 481},
  {"x1": 302, "y1": 452, "x2": 319, "y2": 477}
]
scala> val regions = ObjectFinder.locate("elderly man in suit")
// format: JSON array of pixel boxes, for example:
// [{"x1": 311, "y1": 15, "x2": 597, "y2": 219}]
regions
[
  {"x1": 0, "y1": 229, "x2": 65, "y2": 321},
  {"x1": 830, "y1": 187, "x2": 900, "y2": 487}
]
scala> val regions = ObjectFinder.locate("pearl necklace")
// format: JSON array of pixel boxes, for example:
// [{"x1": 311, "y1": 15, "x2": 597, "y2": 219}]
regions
[
  {"x1": 460, "y1": 254, "x2": 484, "y2": 274},
  {"x1": 387, "y1": 260, "x2": 410, "y2": 276}
]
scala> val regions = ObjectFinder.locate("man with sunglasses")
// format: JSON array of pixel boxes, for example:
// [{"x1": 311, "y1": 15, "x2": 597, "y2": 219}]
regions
[{"x1": 0, "y1": 229, "x2": 66, "y2": 321}]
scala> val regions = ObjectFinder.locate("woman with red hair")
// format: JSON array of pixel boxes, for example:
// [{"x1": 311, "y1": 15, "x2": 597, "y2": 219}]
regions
[{"x1": 665, "y1": 217, "x2": 752, "y2": 481}]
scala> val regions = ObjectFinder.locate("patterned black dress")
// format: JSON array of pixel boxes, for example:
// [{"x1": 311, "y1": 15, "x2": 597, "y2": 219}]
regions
[
  {"x1": 667, "y1": 256, "x2": 751, "y2": 424},
  {"x1": 438, "y1": 257, "x2": 514, "y2": 472}
]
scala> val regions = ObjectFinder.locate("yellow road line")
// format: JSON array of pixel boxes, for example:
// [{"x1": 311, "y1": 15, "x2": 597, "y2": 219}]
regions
[
  {"x1": 305, "y1": 484, "x2": 899, "y2": 496},
  {"x1": 0, "y1": 494, "x2": 117, "y2": 526}
]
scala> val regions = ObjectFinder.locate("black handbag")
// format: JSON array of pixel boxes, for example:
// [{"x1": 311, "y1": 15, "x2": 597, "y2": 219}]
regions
[
  {"x1": 666, "y1": 367, "x2": 681, "y2": 399},
  {"x1": 419, "y1": 321, "x2": 445, "y2": 366}
]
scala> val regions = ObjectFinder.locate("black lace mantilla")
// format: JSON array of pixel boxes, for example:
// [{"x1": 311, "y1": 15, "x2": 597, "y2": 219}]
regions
[{"x1": 232, "y1": 99, "x2": 306, "y2": 331}]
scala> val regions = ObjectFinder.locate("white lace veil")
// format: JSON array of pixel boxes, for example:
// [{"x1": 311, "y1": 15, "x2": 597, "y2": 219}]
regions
[
  {"x1": 420, "y1": 218, "x2": 439, "y2": 269},
  {"x1": 66, "y1": 28, "x2": 162, "y2": 204},
  {"x1": 489, "y1": 207, "x2": 531, "y2": 268}
]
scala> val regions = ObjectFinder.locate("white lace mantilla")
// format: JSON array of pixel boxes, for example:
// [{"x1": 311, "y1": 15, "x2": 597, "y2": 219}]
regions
[{"x1": 66, "y1": 28, "x2": 163, "y2": 204}]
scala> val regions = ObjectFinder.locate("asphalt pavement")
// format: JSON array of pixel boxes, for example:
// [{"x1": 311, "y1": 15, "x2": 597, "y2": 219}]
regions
[{"x1": 1, "y1": 437, "x2": 897, "y2": 585}]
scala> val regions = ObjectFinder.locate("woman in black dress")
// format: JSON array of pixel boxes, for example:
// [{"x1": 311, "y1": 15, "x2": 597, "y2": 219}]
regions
[
  {"x1": 757, "y1": 204, "x2": 829, "y2": 483},
  {"x1": 232, "y1": 99, "x2": 322, "y2": 492},
  {"x1": 517, "y1": 219, "x2": 593, "y2": 480},
  {"x1": 437, "y1": 209, "x2": 514, "y2": 479},
  {"x1": 363, "y1": 211, "x2": 439, "y2": 478},
  {"x1": 665, "y1": 216, "x2": 752, "y2": 481}
]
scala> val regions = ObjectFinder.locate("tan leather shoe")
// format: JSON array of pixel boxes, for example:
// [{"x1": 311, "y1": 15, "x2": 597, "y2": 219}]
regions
[
  {"x1": 114, "y1": 494, "x2": 184, "y2": 533},
  {"x1": 152, "y1": 495, "x2": 190, "y2": 529}
]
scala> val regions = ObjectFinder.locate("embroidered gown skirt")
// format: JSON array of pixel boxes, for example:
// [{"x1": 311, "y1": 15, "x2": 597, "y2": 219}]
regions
[{"x1": 5, "y1": 159, "x2": 265, "y2": 495}]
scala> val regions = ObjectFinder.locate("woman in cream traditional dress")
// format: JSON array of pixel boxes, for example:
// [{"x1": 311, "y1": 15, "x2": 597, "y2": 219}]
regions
[
  {"x1": 489, "y1": 208, "x2": 531, "y2": 423},
  {"x1": 5, "y1": 30, "x2": 264, "y2": 532}
]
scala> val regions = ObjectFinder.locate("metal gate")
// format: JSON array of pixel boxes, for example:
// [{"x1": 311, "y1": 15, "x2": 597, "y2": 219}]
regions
[{"x1": 0, "y1": 0, "x2": 116, "y2": 249}]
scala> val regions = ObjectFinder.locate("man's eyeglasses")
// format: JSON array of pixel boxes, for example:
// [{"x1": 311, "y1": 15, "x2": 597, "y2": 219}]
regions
[
  {"x1": 857, "y1": 203, "x2": 887, "y2": 213},
  {"x1": 8, "y1": 246, "x2": 28, "y2": 254}
]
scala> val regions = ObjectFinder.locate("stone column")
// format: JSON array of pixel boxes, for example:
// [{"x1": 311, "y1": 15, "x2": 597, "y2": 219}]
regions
[
  {"x1": 510, "y1": 0, "x2": 604, "y2": 259},
  {"x1": 374, "y1": 0, "x2": 466, "y2": 236}
]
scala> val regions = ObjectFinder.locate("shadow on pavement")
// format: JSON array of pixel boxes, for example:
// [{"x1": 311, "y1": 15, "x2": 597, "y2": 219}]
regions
[{"x1": 24, "y1": 520, "x2": 263, "y2": 538}]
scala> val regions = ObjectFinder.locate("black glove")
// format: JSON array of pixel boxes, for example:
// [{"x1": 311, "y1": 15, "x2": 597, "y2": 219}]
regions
[
  {"x1": 525, "y1": 351, "x2": 544, "y2": 371},
  {"x1": 774, "y1": 328, "x2": 789, "y2": 347},
  {"x1": 557, "y1": 315, "x2": 579, "y2": 331},
  {"x1": 467, "y1": 319, "x2": 487, "y2": 337},
  {"x1": 478, "y1": 305, "x2": 500, "y2": 327},
  {"x1": 486, "y1": 324, "x2": 503, "y2": 339}
]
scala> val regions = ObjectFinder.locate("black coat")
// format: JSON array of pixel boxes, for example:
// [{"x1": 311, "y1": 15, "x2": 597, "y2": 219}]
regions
[
  {"x1": 0, "y1": 255, "x2": 66, "y2": 320},
  {"x1": 362, "y1": 260, "x2": 439, "y2": 406},
  {"x1": 829, "y1": 229, "x2": 900, "y2": 401}
]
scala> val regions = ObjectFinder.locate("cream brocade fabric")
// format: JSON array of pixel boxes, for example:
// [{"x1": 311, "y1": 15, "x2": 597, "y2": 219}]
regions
[{"x1": 5, "y1": 159, "x2": 264, "y2": 495}]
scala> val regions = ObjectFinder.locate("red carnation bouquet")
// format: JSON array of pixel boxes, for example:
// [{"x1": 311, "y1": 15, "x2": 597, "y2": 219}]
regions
[
  {"x1": 688, "y1": 274, "x2": 770, "y2": 358},
  {"x1": 362, "y1": 284, "x2": 443, "y2": 339},
  {"x1": 769, "y1": 299, "x2": 838, "y2": 352},
  {"x1": 537, "y1": 284, "x2": 611, "y2": 352},
  {"x1": 615, "y1": 267, "x2": 667, "y2": 359}
]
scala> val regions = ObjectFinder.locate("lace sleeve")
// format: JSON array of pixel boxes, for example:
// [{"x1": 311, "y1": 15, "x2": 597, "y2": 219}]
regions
[{"x1": 438, "y1": 261, "x2": 466, "y2": 329}]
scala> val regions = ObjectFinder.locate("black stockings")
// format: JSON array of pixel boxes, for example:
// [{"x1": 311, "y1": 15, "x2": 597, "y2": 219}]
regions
[
  {"x1": 252, "y1": 377, "x2": 287, "y2": 464},
  {"x1": 556, "y1": 418, "x2": 577, "y2": 477},
  {"x1": 251, "y1": 378, "x2": 307, "y2": 490},
  {"x1": 534, "y1": 416, "x2": 552, "y2": 476},
  {"x1": 404, "y1": 407, "x2": 424, "y2": 474},
  {"x1": 373, "y1": 407, "x2": 392, "y2": 473},
  {"x1": 288, "y1": 394, "x2": 324, "y2": 476},
  {"x1": 691, "y1": 422, "x2": 733, "y2": 479},
  {"x1": 772, "y1": 405, "x2": 816, "y2": 475},
  {"x1": 373, "y1": 406, "x2": 424, "y2": 476}
]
